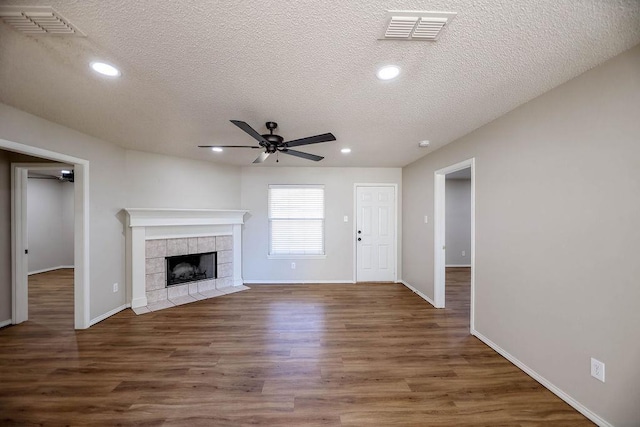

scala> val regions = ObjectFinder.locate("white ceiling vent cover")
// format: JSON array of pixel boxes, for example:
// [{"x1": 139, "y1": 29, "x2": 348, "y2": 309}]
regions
[
  {"x1": 384, "y1": 16, "x2": 419, "y2": 38},
  {"x1": 379, "y1": 11, "x2": 456, "y2": 41},
  {"x1": 0, "y1": 6, "x2": 84, "y2": 36}
]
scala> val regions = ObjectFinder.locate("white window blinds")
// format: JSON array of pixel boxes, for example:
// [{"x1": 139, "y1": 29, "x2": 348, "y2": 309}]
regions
[{"x1": 268, "y1": 185, "x2": 325, "y2": 256}]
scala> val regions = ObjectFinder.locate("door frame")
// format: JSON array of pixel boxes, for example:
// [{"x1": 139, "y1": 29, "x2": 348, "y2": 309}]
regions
[
  {"x1": 353, "y1": 183, "x2": 399, "y2": 283},
  {"x1": 434, "y1": 158, "x2": 475, "y2": 331},
  {"x1": 2, "y1": 138, "x2": 91, "y2": 329}
]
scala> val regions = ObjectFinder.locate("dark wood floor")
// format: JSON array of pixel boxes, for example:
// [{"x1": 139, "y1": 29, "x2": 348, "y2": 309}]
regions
[{"x1": 0, "y1": 268, "x2": 592, "y2": 426}]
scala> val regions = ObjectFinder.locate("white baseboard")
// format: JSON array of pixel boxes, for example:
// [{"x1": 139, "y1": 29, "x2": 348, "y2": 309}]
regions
[
  {"x1": 445, "y1": 264, "x2": 471, "y2": 268},
  {"x1": 471, "y1": 329, "x2": 612, "y2": 427},
  {"x1": 28, "y1": 265, "x2": 75, "y2": 275},
  {"x1": 89, "y1": 303, "x2": 130, "y2": 327},
  {"x1": 243, "y1": 280, "x2": 356, "y2": 285},
  {"x1": 0, "y1": 319, "x2": 12, "y2": 328},
  {"x1": 400, "y1": 280, "x2": 437, "y2": 308}
]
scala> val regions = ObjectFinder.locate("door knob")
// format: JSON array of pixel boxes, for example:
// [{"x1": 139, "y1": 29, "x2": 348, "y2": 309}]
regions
[
  {"x1": 357, "y1": 238, "x2": 361, "y2": 241},
  {"x1": 357, "y1": 230, "x2": 361, "y2": 234}
]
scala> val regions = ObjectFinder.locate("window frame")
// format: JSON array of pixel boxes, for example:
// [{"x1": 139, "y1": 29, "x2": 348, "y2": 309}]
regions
[{"x1": 267, "y1": 184, "x2": 326, "y2": 259}]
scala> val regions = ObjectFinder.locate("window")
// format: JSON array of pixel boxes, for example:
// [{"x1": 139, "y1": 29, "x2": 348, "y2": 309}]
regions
[{"x1": 268, "y1": 185, "x2": 325, "y2": 256}]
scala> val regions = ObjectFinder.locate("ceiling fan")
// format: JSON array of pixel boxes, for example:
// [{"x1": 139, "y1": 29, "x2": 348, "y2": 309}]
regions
[{"x1": 199, "y1": 120, "x2": 336, "y2": 163}]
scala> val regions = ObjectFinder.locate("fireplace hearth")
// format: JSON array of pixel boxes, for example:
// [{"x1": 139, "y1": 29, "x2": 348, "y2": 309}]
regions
[{"x1": 166, "y1": 252, "x2": 216, "y2": 286}]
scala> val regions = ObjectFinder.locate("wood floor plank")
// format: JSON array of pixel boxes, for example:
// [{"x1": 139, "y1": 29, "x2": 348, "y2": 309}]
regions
[{"x1": 0, "y1": 268, "x2": 593, "y2": 426}]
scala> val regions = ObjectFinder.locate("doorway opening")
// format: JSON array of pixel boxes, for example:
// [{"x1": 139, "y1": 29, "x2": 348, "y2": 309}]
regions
[
  {"x1": 434, "y1": 159, "x2": 475, "y2": 332},
  {"x1": 1, "y1": 138, "x2": 90, "y2": 330},
  {"x1": 26, "y1": 165, "x2": 76, "y2": 329}
]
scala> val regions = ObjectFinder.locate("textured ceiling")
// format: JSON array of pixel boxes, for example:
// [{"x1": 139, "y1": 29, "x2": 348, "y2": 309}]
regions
[{"x1": 1, "y1": 0, "x2": 639, "y2": 167}]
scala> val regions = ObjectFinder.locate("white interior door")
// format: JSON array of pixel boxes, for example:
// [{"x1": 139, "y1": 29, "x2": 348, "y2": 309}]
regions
[{"x1": 356, "y1": 185, "x2": 395, "y2": 282}]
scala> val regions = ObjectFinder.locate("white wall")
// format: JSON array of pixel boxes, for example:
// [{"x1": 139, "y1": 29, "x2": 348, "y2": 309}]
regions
[
  {"x1": 0, "y1": 151, "x2": 11, "y2": 323},
  {"x1": 402, "y1": 44, "x2": 640, "y2": 426},
  {"x1": 27, "y1": 178, "x2": 74, "y2": 273},
  {"x1": 241, "y1": 167, "x2": 402, "y2": 283},
  {"x1": 445, "y1": 179, "x2": 471, "y2": 266},
  {"x1": 125, "y1": 150, "x2": 240, "y2": 208}
]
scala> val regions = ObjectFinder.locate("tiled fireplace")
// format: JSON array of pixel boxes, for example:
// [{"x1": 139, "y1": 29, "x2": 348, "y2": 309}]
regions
[{"x1": 124, "y1": 209, "x2": 248, "y2": 314}]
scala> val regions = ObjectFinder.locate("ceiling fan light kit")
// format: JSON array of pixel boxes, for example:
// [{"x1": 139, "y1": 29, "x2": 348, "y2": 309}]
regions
[{"x1": 199, "y1": 120, "x2": 336, "y2": 164}]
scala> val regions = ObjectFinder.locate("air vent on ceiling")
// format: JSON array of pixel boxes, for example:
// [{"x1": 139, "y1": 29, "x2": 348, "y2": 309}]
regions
[
  {"x1": 0, "y1": 6, "x2": 84, "y2": 36},
  {"x1": 379, "y1": 11, "x2": 456, "y2": 41}
]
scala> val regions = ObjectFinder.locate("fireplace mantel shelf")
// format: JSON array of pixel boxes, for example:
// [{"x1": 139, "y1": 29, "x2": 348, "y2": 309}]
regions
[{"x1": 124, "y1": 208, "x2": 248, "y2": 227}]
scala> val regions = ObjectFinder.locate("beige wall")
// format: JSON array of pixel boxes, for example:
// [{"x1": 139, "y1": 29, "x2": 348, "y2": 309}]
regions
[
  {"x1": 0, "y1": 151, "x2": 11, "y2": 322},
  {"x1": 0, "y1": 104, "x2": 242, "y2": 324},
  {"x1": 402, "y1": 44, "x2": 640, "y2": 425},
  {"x1": 445, "y1": 178, "x2": 471, "y2": 266},
  {"x1": 241, "y1": 167, "x2": 402, "y2": 282},
  {"x1": 0, "y1": 103, "x2": 128, "y2": 321},
  {"x1": 27, "y1": 178, "x2": 74, "y2": 273},
  {"x1": 125, "y1": 150, "x2": 240, "y2": 209}
]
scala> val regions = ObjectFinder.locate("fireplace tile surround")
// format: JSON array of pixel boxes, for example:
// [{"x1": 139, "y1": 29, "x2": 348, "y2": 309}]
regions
[{"x1": 124, "y1": 209, "x2": 249, "y2": 314}]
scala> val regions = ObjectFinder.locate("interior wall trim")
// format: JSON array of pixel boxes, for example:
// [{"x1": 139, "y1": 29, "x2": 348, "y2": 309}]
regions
[
  {"x1": 471, "y1": 329, "x2": 612, "y2": 427},
  {"x1": 89, "y1": 303, "x2": 129, "y2": 327},
  {"x1": 400, "y1": 280, "x2": 436, "y2": 307}
]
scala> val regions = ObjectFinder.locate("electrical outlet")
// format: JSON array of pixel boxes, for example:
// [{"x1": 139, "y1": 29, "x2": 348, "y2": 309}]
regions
[
  {"x1": 462, "y1": 250, "x2": 466, "y2": 257},
  {"x1": 291, "y1": 262, "x2": 296, "y2": 270},
  {"x1": 591, "y1": 358, "x2": 605, "y2": 382},
  {"x1": 343, "y1": 215, "x2": 348, "y2": 222},
  {"x1": 424, "y1": 215, "x2": 429, "y2": 224},
  {"x1": 112, "y1": 283, "x2": 118, "y2": 293}
]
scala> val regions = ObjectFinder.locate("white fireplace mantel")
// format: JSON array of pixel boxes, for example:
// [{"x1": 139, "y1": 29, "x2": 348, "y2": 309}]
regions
[
  {"x1": 126, "y1": 208, "x2": 248, "y2": 227},
  {"x1": 124, "y1": 208, "x2": 248, "y2": 309}
]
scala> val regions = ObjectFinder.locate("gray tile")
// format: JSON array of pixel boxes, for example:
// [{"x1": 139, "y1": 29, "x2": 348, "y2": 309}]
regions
[
  {"x1": 169, "y1": 295, "x2": 197, "y2": 306},
  {"x1": 146, "y1": 273, "x2": 165, "y2": 291},
  {"x1": 200, "y1": 288, "x2": 224, "y2": 299},
  {"x1": 216, "y1": 277, "x2": 233, "y2": 289},
  {"x1": 188, "y1": 238, "x2": 198, "y2": 254},
  {"x1": 167, "y1": 284, "x2": 189, "y2": 299},
  {"x1": 188, "y1": 282, "x2": 199, "y2": 296},
  {"x1": 167, "y1": 238, "x2": 188, "y2": 256},
  {"x1": 146, "y1": 239, "x2": 166, "y2": 258},
  {"x1": 132, "y1": 306, "x2": 151, "y2": 315},
  {"x1": 217, "y1": 263, "x2": 233, "y2": 278},
  {"x1": 216, "y1": 235, "x2": 233, "y2": 251},
  {"x1": 147, "y1": 300, "x2": 175, "y2": 312},
  {"x1": 197, "y1": 236, "x2": 216, "y2": 252},
  {"x1": 146, "y1": 288, "x2": 167, "y2": 304},
  {"x1": 145, "y1": 257, "x2": 165, "y2": 275},
  {"x1": 197, "y1": 279, "x2": 216, "y2": 293},
  {"x1": 217, "y1": 250, "x2": 232, "y2": 264},
  {"x1": 191, "y1": 292, "x2": 208, "y2": 301}
]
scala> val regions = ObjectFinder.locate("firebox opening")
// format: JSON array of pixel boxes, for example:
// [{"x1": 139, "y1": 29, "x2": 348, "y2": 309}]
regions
[{"x1": 166, "y1": 252, "x2": 216, "y2": 286}]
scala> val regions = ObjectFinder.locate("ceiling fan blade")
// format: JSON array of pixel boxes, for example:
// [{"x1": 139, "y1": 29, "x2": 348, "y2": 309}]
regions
[
  {"x1": 253, "y1": 152, "x2": 270, "y2": 164},
  {"x1": 284, "y1": 133, "x2": 336, "y2": 148},
  {"x1": 198, "y1": 145, "x2": 261, "y2": 148},
  {"x1": 230, "y1": 120, "x2": 269, "y2": 146},
  {"x1": 281, "y1": 149, "x2": 324, "y2": 161}
]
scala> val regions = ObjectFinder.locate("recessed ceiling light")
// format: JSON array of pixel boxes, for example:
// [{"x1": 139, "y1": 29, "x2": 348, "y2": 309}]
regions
[
  {"x1": 90, "y1": 61, "x2": 121, "y2": 77},
  {"x1": 376, "y1": 65, "x2": 400, "y2": 80},
  {"x1": 341, "y1": 148, "x2": 351, "y2": 154},
  {"x1": 211, "y1": 147, "x2": 223, "y2": 152},
  {"x1": 418, "y1": 140, "x2": 430, "y2": 147}
]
